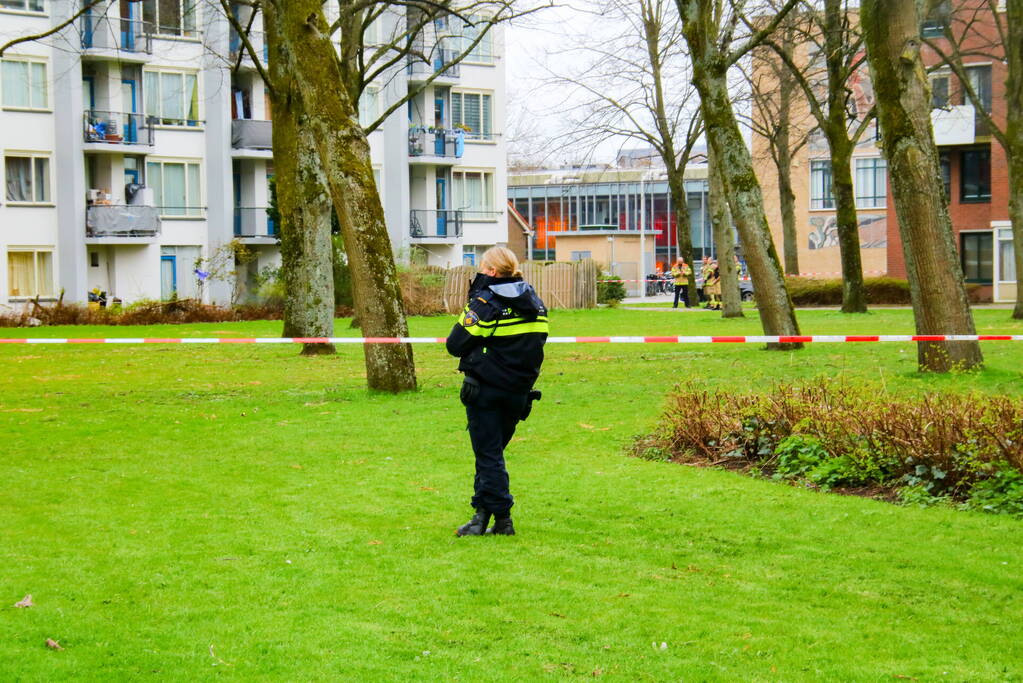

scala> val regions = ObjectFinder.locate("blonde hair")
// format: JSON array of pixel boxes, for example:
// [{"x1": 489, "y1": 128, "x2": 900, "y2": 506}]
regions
[{"x1": 481, "y1": 246, "x2": 523, "y2": 278}]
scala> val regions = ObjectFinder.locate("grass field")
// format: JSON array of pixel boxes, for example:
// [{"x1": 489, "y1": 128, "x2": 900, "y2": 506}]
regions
[{"x1": 3, "y1": 307, "x2": 1023, "y2": 680}]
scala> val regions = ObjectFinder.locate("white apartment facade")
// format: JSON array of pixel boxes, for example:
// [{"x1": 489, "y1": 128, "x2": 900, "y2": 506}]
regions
[{"x1": 0, "y1": 0, "x2": 507, "y2": 307}]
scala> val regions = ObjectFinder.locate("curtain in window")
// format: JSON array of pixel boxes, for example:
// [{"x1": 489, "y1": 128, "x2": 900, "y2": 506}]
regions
[
  {"x1": 30, "y1": 62, "x2": 46, "y2": 108},
  {"x1": 186, "y1": 73, "x2": 198, "y2": 123},
  {"x1": 1000, "y1": 240, "x2": 1017, "y2": 281},
  {"x1": 161, "y1": 72, "x2": 183, "y2": 122},
  {"x1": 163, "y1": 163, "x2": 186, "y2": 215},
  {"x1": 147, "y1": 162, "x2": 162, "y2": 206},
  {"x1": 187, "y1": 163, "x2": 200, "y2": 214},
  {"x1": 7, "y1": 252, "x2": 33, "y2": 297},
  {"x1": 33, "y1": 157, "x2": 48, "y2": 202},
  {"x1": 144, "y1": 71, "x2": 158, "y2": 116},
  {"x1": 465, "y1": 173, "x2": 483, "y2": 211},
  {"x1": 5, "y1": 156, "x2": 31, "y2": 202},
  {"x1": 36, "y1": 252, "x2": 53, "y2": 296},
  {"x1": 2, "y1": 61, "x2": 29, "y2": 108},
  {"x1": 481, "y1": 94, "x2": 492, "y2": 138}
]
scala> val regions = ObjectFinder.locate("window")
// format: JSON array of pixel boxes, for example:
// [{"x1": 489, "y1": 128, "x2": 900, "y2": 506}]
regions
[
  {"x1": 961, "y1": 232, "x2": 993, "y2": 284},
  {"x1": 147, "y1": 160, "x2": 202, "y2": 216},
  {"x1": 359, "y1": 87, "x2": 379, "y2": 128},
  {"x1": 960, "y1": 148, "x2": 991, "y2": 202},
  {"x1": 999, "y1": 231, "x2": 1016, "y2": 281},
  {"x1": 451, "y1": 91, "x2": 492, "y2": 140},
  {"x1": 1, "y1": 0, "x2": 44, "y2": 12},
  {"x1": 142, "y1": 0, "x2": 197, "y2": 37},
  {"x1": 458, "y1": 14, "x2": 494, "y2": 63},
  {"x1": 854, "y1": 157, "x2": 887, "y2": 208},
  {"x1": 931, "y1": 75, "x2": 949, "y2": 108},
  {"x1": 7, "y1": 249, "x2": 54, "y2": 298},
  {"x1": 1, "y1": 58, "x2": 47, "y2": 109},
  {"x1": 5, "y1": 154, "x2": 50, "y2": 203},
  {"x1": 964, "y1": 64, "x2": 992, "y2": 112},
  {"x1": 452, "y1": 170, "x2": 494, "y2": 213},
  {"x1": 810, "y1": 159, "x2": 834, "y2": 209},
  {"x1": 939, "y1": 152, "x2": 951, "y2": 199},
  {"x1": 570, "y1": 250, "x2": 592, "y2": 261},
  {"x1": 920, "y1": 0, "x2": 950, "y2": 37},
  {"x1": 144, "y1": 70, "x2": 199, "y2": 126}
]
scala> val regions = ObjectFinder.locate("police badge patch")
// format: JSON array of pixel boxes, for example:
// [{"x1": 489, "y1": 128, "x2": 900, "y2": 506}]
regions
[{"x1": 462, "y1": 309, "x2": 480, "y2": 326}]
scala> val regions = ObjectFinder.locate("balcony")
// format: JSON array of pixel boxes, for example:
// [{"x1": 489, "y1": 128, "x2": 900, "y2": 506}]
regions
[
  {"x1": 408, "y1": 128, "x2": 463, "y2": 164},
  {"x1": 234, "y1": 207, "x2": 278, "y2": 242},
  {"x1": 83, "y1": 111, "x2": 154, "y2": 150},
  {"x1": 231, "y1": 119, "x2": 273, "y2": 158},
  {"x1": 81, "y1": 16, "x2": 153, "y2": 60},
  {"x1": 410, "y1": 209, "x2": 463, "y2": 240},
  {"x1": 229, "y1": 29, "x2": 269, "y2": 67},
  {"x1": 86, "y1": 205, "x2": 161, "y2": 243},
  {"x1": 407, "y1": 49, "x2": 461, "y2": 83},
  {"x1": 931, "y1": 105, "x2": 976, "y2": 146},
  {"x1": 461, "y1": 210, "x2": 503, "y2": 222}
]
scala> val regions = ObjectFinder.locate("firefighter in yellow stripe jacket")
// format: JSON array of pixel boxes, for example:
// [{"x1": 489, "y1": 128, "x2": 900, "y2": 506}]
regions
[{"x1": 446, "y1": 247, "x2": 549, "y2": 536}]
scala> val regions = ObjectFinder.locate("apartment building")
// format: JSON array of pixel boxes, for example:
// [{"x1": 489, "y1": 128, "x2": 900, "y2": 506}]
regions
[
  {"x1": 751, "y1": 2, "x2": 1017, "y2": 303},
  {"x1": 0, "y1": 1, "x2": 507, "y2": 307}
]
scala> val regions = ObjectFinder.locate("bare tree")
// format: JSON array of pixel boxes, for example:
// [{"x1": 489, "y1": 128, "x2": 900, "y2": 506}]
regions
[
  {"x1": 708, "y1": 145, "x2": 744, "y2": 317},
  {"x1": 860, "y1": 0, "x2": 983, "y2": 371},
  {"x1": 675, "y1": 0, "x2": 803, "y2": 348},
  {"x1": 543, "y1": 0, "x2": 704, "y2": 304},
  {"x1": 922, "y1": 0, "x2": 1023, "y2": 320}
]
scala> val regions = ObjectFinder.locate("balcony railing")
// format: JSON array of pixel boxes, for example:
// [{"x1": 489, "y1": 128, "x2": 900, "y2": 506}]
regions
[
  {"x1": 81, "y1": 16, "x2": 153, "y2": 54},
  {"x1": 410, "y1": 209, "x2": 463, "y2": 239},
  {"x1": 83, "y1": 110, "x2": 155, "y2": 146},
  {"x1": 86, "y1": 205, "x2": 161, "y2": 237},
  {"x1": 407, "y1": 49, "x2": 461, "y2": 79},
  {"x1": 234, "y1": 207, "x2": 277, "y2": 238},
  {"x1": 232, "y1": 119, "x2": 273, "y2": 149},
  {"x1": 408, "y1": 128, "x2": 463, "y2": 158},
  {"x1": 461, "y1": 210, "x2": 503, "y2": 222},
  {"x1": 229, "y1": 29, "x2": 269, "y2": 63}
]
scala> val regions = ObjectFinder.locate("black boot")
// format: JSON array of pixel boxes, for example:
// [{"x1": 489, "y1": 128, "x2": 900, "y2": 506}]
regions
[
  {"x1": 486, "y1": 515, "x2": 515, "y2": 536},
  {"x1": 455, "y1": 509, "x2": 491, "y2": 537}
]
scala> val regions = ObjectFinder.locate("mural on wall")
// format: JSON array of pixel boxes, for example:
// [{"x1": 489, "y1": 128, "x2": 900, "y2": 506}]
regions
[{"x1": 808, "y1": 213, "x2": 887, "y2": 250}]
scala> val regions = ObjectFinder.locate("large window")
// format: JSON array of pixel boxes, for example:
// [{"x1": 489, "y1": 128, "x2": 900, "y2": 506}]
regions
[
  {"x1": 7, "y1": 249, "x2": 54, "y2": 298},
  {"x1": 451, "y1": 91, "x2": 492, "y2": 140},
  {"x1": 458, "y1": 14, "x2": 494, "y2": 63},
  {"x1": 452, "y1": 170, "x2": 494, "y2": 213},
  {"x1": 0, "y1": 0, "x2": 44, "y2": 12},
  {"x1": 147, "y1": 160, "x2": 202, "y2": 216},
  {"x1": 142, "y1": 0, "x2": 197, "y2": 37},
  {"x1": 960, "y1": 148, "x2": 991, "y2": 202},
  {"x1": 854, "y1": 157, "x2": 887, "y2": 208},
  {"x1": 998, "y1": 228, "x2": 1016, "y2": 282},
  {"x1": 5, "y1": 154, "x2": 50, "y2": 203},
  {"x1": 1, "y1": 58, "x2": 47, "y2": 109},
  {"x1": 961, "y1": 231, "x2": 993, "y2": 284},
  {"x1": 964, "y1": 64, "x2": 992, "y2": 112},
  {"x1": 144, "y1": 70, "x2": 199, "y2": 126},
  {"x1": 359, "y1": 87, "x2": 379, "y2": 128},
  {"x1": 930, "y1": 74, "x2": 950, "y2": 108},
  {"x1": 810, "y1": 159, "x2": 834, "y2": 209}
]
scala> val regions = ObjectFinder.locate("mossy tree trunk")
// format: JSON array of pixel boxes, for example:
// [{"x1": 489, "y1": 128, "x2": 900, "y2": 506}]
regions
[
  {"x1": 1006, "y1": 0, "x2": 1023, "y2": 319},
  {"x1": 265, "y1": 0, "x2": 416, "y2": 391},
  {"x1": 267, "y1": 53, "x2": 336, "y2": 355},
  {"x1": 860, "y1": 0, "x2": 982, "y2": 371},
  {"x1": 709, "y1": 146, "x2": 743, "y2": 318},
  {"x1": 667, "y1": 171, "x2": 699, "y2": 306},
  {"x1": 775, "y1": 111, "x2": 800, "y2": 276},
  {"x1": 677, "y1": 0, "x2": 801, "y2": 348}
]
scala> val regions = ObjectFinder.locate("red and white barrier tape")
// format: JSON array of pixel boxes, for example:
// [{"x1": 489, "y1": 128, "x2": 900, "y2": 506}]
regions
[{"x1": 0, "y1": 335, "x2": 1019, "y2": 345}]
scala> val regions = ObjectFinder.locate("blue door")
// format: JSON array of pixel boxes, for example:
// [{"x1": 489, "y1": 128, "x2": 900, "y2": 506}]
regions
[
  {"x1": 83, "y1": 7, "x2": 95, "y2": 48},
  {"x1": 121, "y1": 79, "x2": 137, "y2": 143},
  {"x1": 121, "y1": 0, "x2": 135, "y2": 51},
  {"x1": 233, "y1": 170, "x2": 242, "y2": 235},
  {"x1": 160, "y1": 255, "x2": 177, "y2": 300},
  {"x1": 436, "y1": 177, "x2": 447, "y2": 237},
  {"x1": 434, "y1": 98, "x2": 445, "y2": 155}
]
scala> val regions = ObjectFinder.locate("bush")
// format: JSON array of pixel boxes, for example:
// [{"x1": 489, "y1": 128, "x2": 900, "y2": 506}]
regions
[
  {"x1": 597, "y1": 272, "x2": 626, "y2": 306},
  {"x1": 782, "y1": 277, "x2": 984, "y2": 306},
  {"x1": 632, "y1": 379, "x2": 1023, "y2": 516},
  {"x1": 0, "y1": 298, "x2": 288, "y2": 327}
]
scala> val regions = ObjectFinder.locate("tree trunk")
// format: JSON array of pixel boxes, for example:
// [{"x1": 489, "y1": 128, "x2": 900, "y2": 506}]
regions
[
  {"x1": 775, "y1": 67, "x2": 800, "y2": 276},
  {"x1": 1006, "y1": 0, "x2": 1023, "y2": 319},
  {"x1": 667, "y1": 171, "x2": 699, "y2": 306},
  {"x1": 861, "y1": 0, "x2": 982, "y2": 371},
  {"x1": 266, "y1": 16, "x2": 335, "y2": 355},
  {"x1": 828, "y1": 137, "x2": 868, "y2": 313},
  {"x1": 709, "y1": 148, "x2": 743, "y2": 317},
  {"x1": 266, "y1": 0, "x2": 417, "y2": 391},
  {"x1": 678, "y1": 3, "x2": 801, "y2": 348}
]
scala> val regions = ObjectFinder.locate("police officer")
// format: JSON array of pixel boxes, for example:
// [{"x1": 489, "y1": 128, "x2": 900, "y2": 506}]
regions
[{"x1": 446, "y1": 247, "x2": 549, "y2": 537}]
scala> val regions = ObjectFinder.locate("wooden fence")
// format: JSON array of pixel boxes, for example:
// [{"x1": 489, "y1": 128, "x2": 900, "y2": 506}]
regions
[{"x1": 420, "y1": 260, "x2": 598, "y2": 314}]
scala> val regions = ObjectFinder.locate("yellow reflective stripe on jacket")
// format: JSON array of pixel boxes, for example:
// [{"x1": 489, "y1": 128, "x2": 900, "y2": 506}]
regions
[
  {"x1": 458, "y1": 304, "x2": 496, "y2": 337},
  {"x1": 490, "y1": 317, "x2": 549, "y2": 337}
]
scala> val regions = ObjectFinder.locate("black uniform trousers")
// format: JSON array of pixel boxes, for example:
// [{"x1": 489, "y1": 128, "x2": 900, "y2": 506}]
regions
[
  {"x1": 673, "y1": 284, "x2": 689, "y2": 308},
  {"x1": 461, "y1": 380, "x2": 528, "y2": 516}
]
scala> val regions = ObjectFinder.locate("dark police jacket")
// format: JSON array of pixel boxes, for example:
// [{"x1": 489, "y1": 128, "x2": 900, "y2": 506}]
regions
[{"x1": 445, "y1": 274, "x2": 549, "y2": 393}]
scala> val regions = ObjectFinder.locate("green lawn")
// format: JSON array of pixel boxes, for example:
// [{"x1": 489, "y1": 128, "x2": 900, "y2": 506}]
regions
[{"x1": 2, "y1": 308, "x2": 1023, "y2": 680}]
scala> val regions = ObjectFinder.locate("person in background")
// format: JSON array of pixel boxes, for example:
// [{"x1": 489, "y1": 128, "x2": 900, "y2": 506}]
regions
[
  {"x1": 446, "y1": 247, "x2": 549, "y2": 537},
  {"x1": 703, "y1": 259, "x2": 721, "y2": 310},
  {"x1": 670, "y1": 258, "x2": 691, "y2": 308}
]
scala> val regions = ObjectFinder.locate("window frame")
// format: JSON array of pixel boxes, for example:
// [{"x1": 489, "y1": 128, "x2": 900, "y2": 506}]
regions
[
  {"x1": 854, "y1": 156, "x2": 887, "y2": 209},
  {"x1": 142, "y1": 0, "x2": 199, "y2": 38},
  {"x1": 960, "y1": 230, "x2": 994, "y2": 285},
  {"x1": 6, "y1": 247, "x2": 55, "y2": 299},
  {"x1": 4, "y1": 151, "x2": 52, "y2": 205},
  {"x1": 458, "y1": 13, "x2": 495, "y2": 64},
  {"x1": 0, "y1": 0, "x2": 45, "y2": 15},
  {"x1": 144, "y1": 67, "x2": 202, "y2": 128},
  {"x1": 146, "y1": 158, "x2": 204, "y2": 218},
  {"x1": 959, "y1": 147, "x2": 991, "y2": 203},
  {"x1": 1, "y1": 56, "x2": 49, "y2": 111},
  {"x1": 452, "y1": 168, "x2": 495, "y2": 214},
  {"x1": 451, "y1": 89, "x2": 494, "y2": 141},
  {"x1": 359, "y1": 85, "x2": 380, "y2": 129},
  {"x1": 809, "y1": 159, "x2": 834, "y2": 210}
]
